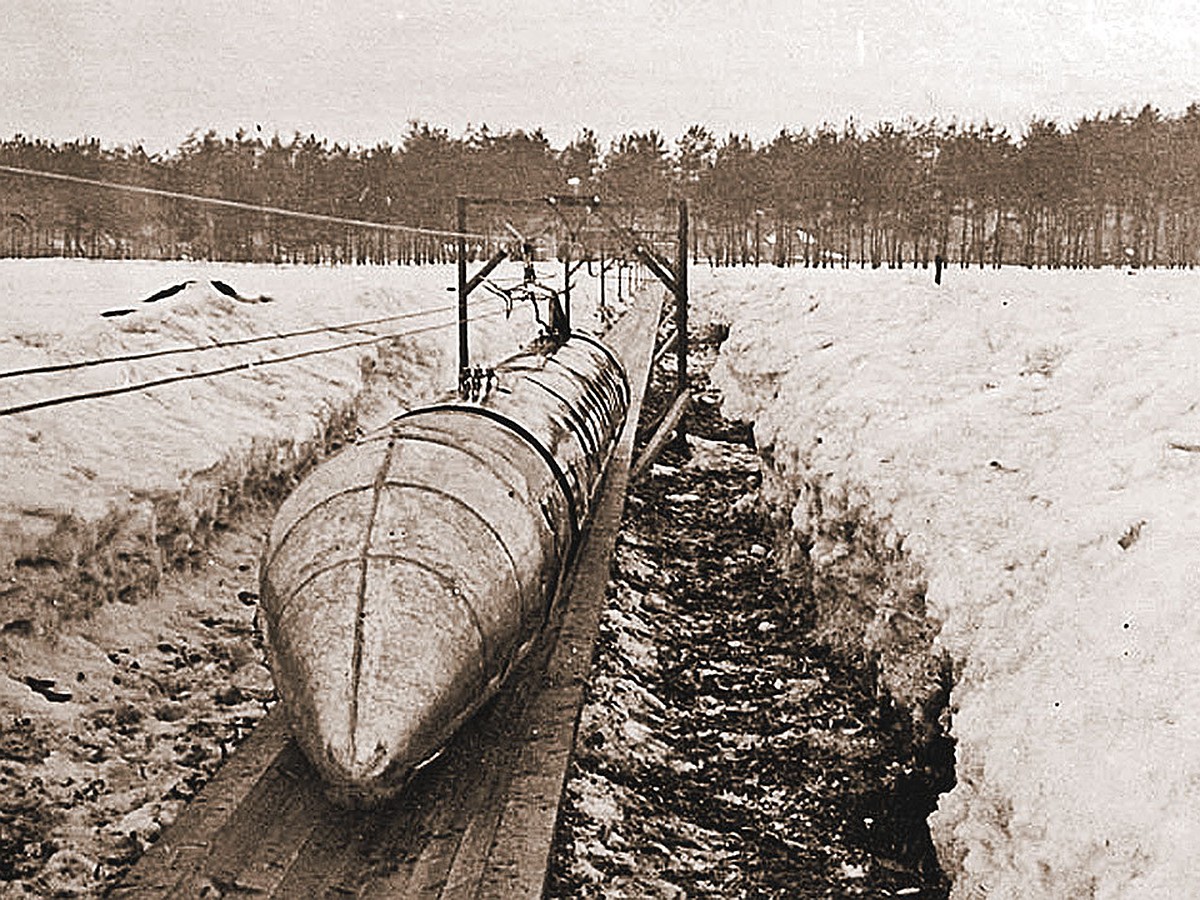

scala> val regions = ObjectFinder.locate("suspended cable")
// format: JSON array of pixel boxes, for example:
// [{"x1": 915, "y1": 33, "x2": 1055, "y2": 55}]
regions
[
  {"x1": 0, "y1": 164, "x2": 492, "y2": 241},
  {"x1": 0, "y1": 299, "x2": 468, "y2": 380},
  {"x1": 0, "y1": 308, "x2": 506, "y2": 418}
]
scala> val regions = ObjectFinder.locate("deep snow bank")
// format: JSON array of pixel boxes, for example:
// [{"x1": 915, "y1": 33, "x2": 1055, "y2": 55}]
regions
[
  {"x1": 701, "y1": 265, "x2": 1200, "y2": 899},
  {"x1": 0, "y1": 259, "x2": 587, "y2": 633}
]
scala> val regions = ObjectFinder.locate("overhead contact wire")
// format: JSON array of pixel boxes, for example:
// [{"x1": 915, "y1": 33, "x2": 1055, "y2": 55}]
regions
[
  {"x1": 0, "y1": 300, "x2": 466, "y2": 380},
  {"x1": 0, "y1": 308, "x2": 506, "y2": 418},
  {"x1": 0, "y1": 164, "x2": 492, "y2": 240}
]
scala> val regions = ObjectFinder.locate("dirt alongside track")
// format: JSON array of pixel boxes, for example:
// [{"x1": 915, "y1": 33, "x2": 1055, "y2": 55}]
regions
[
  {"x1": 548, "y1": 334, "x2": 952, "y2": 898},
  {"x1": 0, "y1": 511, "x2": 275, "y2": 898}
]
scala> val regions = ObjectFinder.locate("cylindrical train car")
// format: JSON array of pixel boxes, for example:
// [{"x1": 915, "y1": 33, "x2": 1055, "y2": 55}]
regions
[{"x1": 258, "y1": 333, "x2": 630, "y2": 805}]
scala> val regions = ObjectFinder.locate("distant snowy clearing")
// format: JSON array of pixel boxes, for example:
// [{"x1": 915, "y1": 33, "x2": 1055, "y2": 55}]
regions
[{"x1": 701, "y1": 265, "x2": 1200, "y2": 899}]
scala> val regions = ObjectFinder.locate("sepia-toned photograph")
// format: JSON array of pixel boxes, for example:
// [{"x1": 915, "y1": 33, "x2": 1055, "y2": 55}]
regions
[{"x1": 2, "y1": 1, "x2": 1198, "y2": 896}]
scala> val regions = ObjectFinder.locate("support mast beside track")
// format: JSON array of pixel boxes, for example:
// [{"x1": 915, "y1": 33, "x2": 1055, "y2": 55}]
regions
[
  {"x1": 457, "y1": 196, "x2": 469, "y2": 380},
  {"x1": 676, "y1": 199, "x2": 689, "y2": 398}
]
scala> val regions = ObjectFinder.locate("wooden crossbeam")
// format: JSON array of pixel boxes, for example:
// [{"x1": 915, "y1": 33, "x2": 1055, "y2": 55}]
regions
[
  {"x1": 632, "y1": 246, "x2": 678, "y2": 297},
  {"x1": 630, "y1": 389, "x2": 691, "y2": 482},
  {"x1": 652, "y1": 328, "x2": 679, "y2": 371},
  {"x1": 464, "y1": 250, "x2": 509, "y2": 296}
]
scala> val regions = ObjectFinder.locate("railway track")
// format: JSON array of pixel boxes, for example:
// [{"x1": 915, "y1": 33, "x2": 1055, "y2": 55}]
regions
[{"x1": 112, "y1": 291, "x2": 664, "y2": 899}]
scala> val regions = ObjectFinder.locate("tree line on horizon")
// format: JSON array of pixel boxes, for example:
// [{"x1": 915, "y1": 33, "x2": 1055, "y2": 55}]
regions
[{"x1": 2, "y1": 103, "x2": 1198, "y2": 269}]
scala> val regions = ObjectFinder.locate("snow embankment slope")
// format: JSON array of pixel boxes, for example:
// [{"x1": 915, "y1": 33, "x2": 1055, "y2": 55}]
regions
[
  {"x1": 0, "y1": 259, "x2": 562, "y2": 633},
  {"x1": 702, "y1": 265, "x2": 1200, "y2": 899}
]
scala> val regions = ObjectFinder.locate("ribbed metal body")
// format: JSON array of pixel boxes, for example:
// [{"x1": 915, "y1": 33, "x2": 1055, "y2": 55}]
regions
[{"x1": 259, "y1": 334, "x2": 629, "y2": 805}]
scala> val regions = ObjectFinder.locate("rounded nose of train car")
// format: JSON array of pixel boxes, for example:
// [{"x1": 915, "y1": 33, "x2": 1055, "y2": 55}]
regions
[
  {"x1": 259, "y1": 334, "x2": 630, "y2": 805},
  {"x1": 259, "y1": 410, "x2": 576, "y2": 804},
  {"x1": 269, "y1": 557, "x2": 491, "y2": 801}
]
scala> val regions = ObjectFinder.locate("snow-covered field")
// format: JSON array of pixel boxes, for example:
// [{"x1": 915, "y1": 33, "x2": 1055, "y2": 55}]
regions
[{"x1": 701, "y1": 264, "x2": 1200, "y2": 899}]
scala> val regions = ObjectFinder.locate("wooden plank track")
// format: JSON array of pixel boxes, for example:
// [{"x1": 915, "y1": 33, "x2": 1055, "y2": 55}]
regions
[{"x1": 113, "y1": 290, "x2": 664, "y2": 900}]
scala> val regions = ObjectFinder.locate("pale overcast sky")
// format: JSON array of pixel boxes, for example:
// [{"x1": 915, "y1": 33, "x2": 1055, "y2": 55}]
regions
[{"x1": 4, "y1": 0, "x2": 1200, "y2": 152}]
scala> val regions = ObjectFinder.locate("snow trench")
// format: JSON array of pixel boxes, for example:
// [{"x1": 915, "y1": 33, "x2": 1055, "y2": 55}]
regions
[{"x1": 699, "y1": 265, "x2": 1200, "y2": 900}]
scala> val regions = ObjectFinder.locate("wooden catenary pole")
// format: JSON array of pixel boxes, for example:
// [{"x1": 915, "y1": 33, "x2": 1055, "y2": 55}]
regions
[
  {"x1": 457, "y1": 196, "x2": 469, "y2": 377},
  {"x1": 676, "y1": 199, "x2": 689, "y2": 395}
]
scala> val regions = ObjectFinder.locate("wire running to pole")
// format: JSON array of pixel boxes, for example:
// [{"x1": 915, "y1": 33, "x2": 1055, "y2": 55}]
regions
[
  {"x1": 0, "y1": 308, "x2": 506, "y2": 418},
  {"x1": 0, "y1": 300, "x2": 467, "y2": 381},
  {"x1": 0, "y1": 164, "x2": 492, "y2": 241}
]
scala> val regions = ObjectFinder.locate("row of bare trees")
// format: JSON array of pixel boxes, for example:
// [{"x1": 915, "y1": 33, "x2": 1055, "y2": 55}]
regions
[
  {"x1": 680, "y1": 105, "x2": 1200, "y2": 269},
  {"x1": 3, "y1": 104, "x2": 1199, "y2": 268}
]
